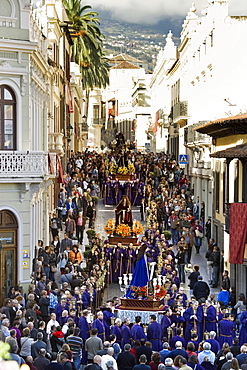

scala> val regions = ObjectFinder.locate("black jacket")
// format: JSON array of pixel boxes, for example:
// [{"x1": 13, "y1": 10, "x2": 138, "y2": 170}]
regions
[
  {"x1": 117, "y1": 351, "x2": 136, "y2": 370},
  {"x1": 136, "y1": 345, "x2": 153, "y2": 364},
  {"x1": 188, "y1": 271, "x2": 200, "y2": 289},
  {"x1": 193, "y1": 280, "x2": 210, "y2": 300}
]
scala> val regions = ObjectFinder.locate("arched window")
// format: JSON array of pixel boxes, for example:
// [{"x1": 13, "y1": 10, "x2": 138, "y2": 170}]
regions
[{"x1": 0, "y1": 85, "x2": 16, "y2": 150}]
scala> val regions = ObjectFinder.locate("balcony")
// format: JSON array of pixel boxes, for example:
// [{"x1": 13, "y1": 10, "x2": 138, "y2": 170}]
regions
[
  {"x1": 184, "y1": 123, "x2": 211, "y2": 148},
  {"x1": 172, "y1": 101, "x2": 188, "y2": 126},
  {"x1": 49, "y1": 133, "x2": 64, "y2": 155},
  {"x1": 91, "y1": 118, "x2": 105, "y2": 125},
  {"x1": 0, "y1": 151, "x2": 57, "y2": 182},
  {"x1": 81, "y1": 123, "x2": 88, "y2": 132}
]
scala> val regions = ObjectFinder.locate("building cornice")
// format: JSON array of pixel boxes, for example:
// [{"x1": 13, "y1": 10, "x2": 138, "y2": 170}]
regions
[{"x1": 0, "y1": 39, "x2": 37, "y2": 53}]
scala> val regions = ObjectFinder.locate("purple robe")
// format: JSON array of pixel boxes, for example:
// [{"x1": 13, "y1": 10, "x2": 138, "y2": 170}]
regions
[
  {"x1": 239, "y1": 311, "x2": 247, "y2": 345},
  {"x1": 92, "y1": 318, "x2": 105, "y2": 342},
  {"x1": 170, "y1": 335, "x2": 186, "y2": 350},
  {"x1": 55, "y1": 303, "x2": 69, "y2": 318},
  {"x1": 121, "y1": 324, "x2": 132, "y2": 348},
  {"x1": 112, "y1": 247, "x2": 123, "y2": 283},
  {"x1": 131, "y1": 182, "x2": 139, "y2": 205},
  {"x1": 113, "y1": 182, "x2": 122, "y2": 205},
  {"x1": 104, "y1": 182, "x2": 114, "y2": 205},
  {"x1": 125, "y1": 248, "x2": 137, "y2": 274},
  {"x1": 147, "y1": 321, "x2": 163, "y2": 351},
  {"x1": 103, "y1": 310, "x2": 115, "y2": 340},
  {"x1": 183, "y1": 306, "x2": 203, "y2": 344},
  {"x1": 205, "y1": 305, "x2": 217, "y2": 334},
  {"x1": 79, "y1": 316, "x2": 90, "y2": 364},
  {"x1": 161, "y1": 315, "x2": 172, "y2": 338},
  {"x1": 206, "y1": 338, "x2": 220, "y2": 354},
  {"x1": 111, "y1": 325, "x2": 122, "y2": 345},
  {"x1": 124, "y1": 182, "x2": 132, "y2": 201},
  {"x1": 218, "y1": 318, "x2": 235, "y2": 347},
  {"x1": 131, "y1": 324, "x2": 147, "y2": 341},
  {"x1": 136, "y1": 183, "x2": 145, "y2": 205}
]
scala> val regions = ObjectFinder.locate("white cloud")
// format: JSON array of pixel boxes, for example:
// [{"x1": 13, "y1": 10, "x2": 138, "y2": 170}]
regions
[{"x1": 90, "y1": 0, "x2": 247, "y2": 25}]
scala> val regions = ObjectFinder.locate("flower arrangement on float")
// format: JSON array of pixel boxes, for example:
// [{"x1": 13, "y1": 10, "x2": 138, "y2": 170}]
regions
[
  {"x1": 132, "y1": 220, "x2": 143, "y2": 235},
  {"x1": 115, "y1": 223, "x2": 132, "y2": 237},
  {"x1": 117, "y1": 166, "x2": 129, "y2": 175},
  {"x1": 109, "y1": 163, "x2": 117, "y2": 174},
  {"x1": 154, "y1": 285, "x2": 167, "y2": 300},
  {"x1": 128, "y1": 163, "x2": 135, "y2": 174},
  {"x1": 104, "y1": 219, "x2": 116, "y2": 234},
  {"x1": 131, "y1": 285, "x2": 148, "y2": 299}
]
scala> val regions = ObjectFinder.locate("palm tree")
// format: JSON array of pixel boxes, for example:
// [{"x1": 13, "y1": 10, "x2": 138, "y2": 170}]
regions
[{"x1": 62, "y1": 0, "x2": 109, "y2": 90}]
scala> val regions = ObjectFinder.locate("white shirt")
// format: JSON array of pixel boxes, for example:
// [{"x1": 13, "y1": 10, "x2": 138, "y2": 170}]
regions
[
  {"x1": 101, "y1": 355, "x2": 118, "y2": 370},
  {"x1": 46, "y1": 319, "x2": 59, "y2": 338}
]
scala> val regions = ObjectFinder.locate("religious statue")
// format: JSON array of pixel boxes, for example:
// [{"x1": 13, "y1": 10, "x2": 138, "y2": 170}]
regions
[{"x1": 115, "y1": 196, "x2": 133, "y2": 227}]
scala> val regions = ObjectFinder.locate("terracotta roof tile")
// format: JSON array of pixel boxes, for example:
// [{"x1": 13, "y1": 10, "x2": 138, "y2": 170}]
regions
[
  {"x1": 110, "y1": 61, "x2": 141, "y2": 69},
  {"x1": 210, "y1": 142, "x2": 247, "y2": 158}
]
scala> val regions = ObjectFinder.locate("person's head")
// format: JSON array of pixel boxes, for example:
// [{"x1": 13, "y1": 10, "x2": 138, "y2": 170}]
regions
[
  {"x1": 124, "y1": 344, "x2": 131, "y2": 351},
  {"x1": 37, "y1": 332, "x2": 43, "y2": 340},
  {"x1": 225, "y1": 352, "x2": 233, "y2": 361},
  {"x1": 91, "y1": 328, "x2": 98, "y2": 336},
  {"x1": 174, "y1": 355, "x2": 187, "y2": 368},
  {"x1": 209, "y1": 331, "x2": 216, "y2": 339},
  {"x1": 151, "y1": 352, "x2": 161, "y2": 363},
  {"x1": 94, "y1": 355, "x2": 102, "y2": 365},
  {"x1": 61, "y1": 353, "x2": 69, "y2": 363},
  {"x1": 193, "y1": 265, "x2": 199, "y2": 272},
  {"x1": 115, "y1": 318, "x2": 122, "y2": 327},
  {"x1": 97, "y1": 311, "x2": 103, "y2": 320},
  {"x1": 241, "y1": 345, "x2": 247, "y2": 353},
  {"x1": 50, "y1": 352, "x2": 58, "y2": 362},
  {"x1": 107, "y1": 347, "x2": 114, "y2": 357},
  {"x1": 164, "y1": 358, "x2": 173, "y2": 367},
  {"x1": 23, "y1": 327, "x2": 30, "y2": 337},
  {"x1": 9, "y1": 329, "x2": 16, "y2": 337},
  {"x1": 106, "y1": 360, "x2": 114, "y2": 370},
  {"x1": 187, "y1": 342, "x2": 195, "y2": 352},
  {"x1": 163, "y1": 342, "x2": 170, "y2": 349},
  {"x1": 135, "y1": 315, "x2": 141, "y2": 324},
  {"x1": 230, "y1": 358, "x2": 239, "y2": 370},
  {"x1": 188, "y1": 355, "x2": 198, "y2": 365},
  {"x1": 139, "y1": 354, "x2": 147, "y2": 364},
  {"x1": 39, "y1": 348, "x2": 46, "y2": 357},
  {"x1": 109, "y1": 334, "x2": 116, "y2": 343},
  {"x1": 203, "y1": 342, "x2": 211, "y2": 351},
  {"x1": 175, "y1": 341, "x2": 182, "y2": 349},
  {"x1": 26, "y1": 356, "x2": 34, "y2": 364},
  {"x1": 2, "y1": 318, "x2": 10, "y2": 327},
  {"x1": 158, "y1": 365, "x2": 166, "y2": 370}
]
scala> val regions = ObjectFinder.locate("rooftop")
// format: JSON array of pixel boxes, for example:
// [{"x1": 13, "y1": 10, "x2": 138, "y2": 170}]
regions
[{"x1": 195, "y1": 113, "x2": 247, "y2": 139}]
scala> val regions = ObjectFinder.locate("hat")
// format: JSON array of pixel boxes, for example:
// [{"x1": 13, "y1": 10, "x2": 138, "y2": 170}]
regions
[{"x1": 198, "y1": 276, "x2": 203, "y2": 280}]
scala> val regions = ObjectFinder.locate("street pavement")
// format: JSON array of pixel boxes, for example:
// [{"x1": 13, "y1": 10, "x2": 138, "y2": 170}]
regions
[{"x1": 57, "y1": 199, "x2": 220, "y2": 301}]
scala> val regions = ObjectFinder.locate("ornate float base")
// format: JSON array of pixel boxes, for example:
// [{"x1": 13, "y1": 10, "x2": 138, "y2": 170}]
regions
[
  {"x1": 120, "y1": 298, "x2": 164, "y2": 311},
  {"x1": 111, "y1": 174, "x2": 135, "y2": 181},
  {"x1": 108, "y1": 236, "x2": 138, "y2": 245}
]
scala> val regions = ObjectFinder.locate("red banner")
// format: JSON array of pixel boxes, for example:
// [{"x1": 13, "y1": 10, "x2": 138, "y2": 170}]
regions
[
  {"x1": 153, "y1": 111, "x2": 159, "y2": 133},
  {"x1": 56, "y1": 154, "x2": 64, "y2": 184},
  {"x1": 229, "y1": 203, "x2": 247, "y2": 264}
]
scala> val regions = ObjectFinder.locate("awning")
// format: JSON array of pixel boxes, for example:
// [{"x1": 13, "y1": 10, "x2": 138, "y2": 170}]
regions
[
  {"x1": 210, "y1": 142, "x2": 247, "y2": 159},
  {"x1": 195, "y1": 113, "x2": 247, "y2": 139}
]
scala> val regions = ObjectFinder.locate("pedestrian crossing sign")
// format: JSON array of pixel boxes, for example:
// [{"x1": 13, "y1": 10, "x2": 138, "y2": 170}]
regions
[{"x1": 179, "y1": 154, "x2": 189, "y2": 164}]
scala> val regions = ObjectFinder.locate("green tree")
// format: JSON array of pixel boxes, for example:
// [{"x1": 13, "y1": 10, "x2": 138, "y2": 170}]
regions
[{"x1": 63, "y1": 0, "x2": 109, "y2": 90}]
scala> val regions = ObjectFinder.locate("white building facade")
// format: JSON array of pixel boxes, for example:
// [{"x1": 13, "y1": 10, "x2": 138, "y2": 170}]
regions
[
  {"x1": 0, "y1": 0, "x2": 84, "y2": 298},
  {"x1": 150, "y1": 0, "x2": 247, "y2": 231}
]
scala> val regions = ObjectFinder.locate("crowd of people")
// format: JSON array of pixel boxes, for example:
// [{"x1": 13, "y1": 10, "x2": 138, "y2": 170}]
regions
[{"x1": 0, "y1": 144, "x2": 246, "y2": 370}]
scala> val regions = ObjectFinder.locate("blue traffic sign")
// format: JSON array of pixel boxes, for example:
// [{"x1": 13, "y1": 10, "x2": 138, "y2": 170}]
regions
[{"x1": 179, "y1": 154, "x2": 189, "y2": 164}]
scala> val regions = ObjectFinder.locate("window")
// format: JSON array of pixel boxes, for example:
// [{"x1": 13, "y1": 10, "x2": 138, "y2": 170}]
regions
[
  {"x1": 0, "y1": 85, "x2": 16, "y2": 150},
  {"x1": 215, "y1": 171, "x2": 220, "y2": 213}
]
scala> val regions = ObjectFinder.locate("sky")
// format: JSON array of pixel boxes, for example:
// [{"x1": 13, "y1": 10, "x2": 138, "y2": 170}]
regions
[{"x1": 90, "y1": 0, "x2": 247, "y2": 25}]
